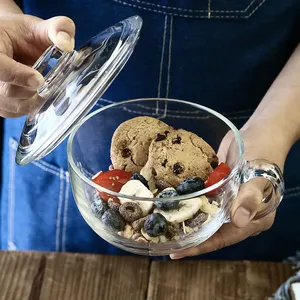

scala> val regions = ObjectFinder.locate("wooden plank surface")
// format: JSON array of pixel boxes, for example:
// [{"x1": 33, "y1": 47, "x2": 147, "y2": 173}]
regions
[
  {"x1": 0, "y1": 251, "x2": 149, "y2": 300},
  {"x1": 0, "y1": 251, "x2": 295, "y2": 300},
  {"x1": 147, "y1": 260, "x2": 294, "y2": 300}
]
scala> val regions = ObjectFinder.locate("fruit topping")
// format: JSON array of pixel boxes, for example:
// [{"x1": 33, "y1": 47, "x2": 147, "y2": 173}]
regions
[
  {"x1": 141, "y1": 228, "x2": 159, "y2": 243},
  {"x1": 205, "y1": 162, "x2": 231, "y2": 195},
  {"x1": 101, "y1": 209, "x2": 125, "y2": 231},
  {"x1": 144, "y1": 213, "x2": 167, "y2": 237},
  {"x1": 93, "y1": 169, "x2": 132, "y2": 184},
  {"x1": 119, "y1": 180, "x2": 154, "y2": 216},
  {"x1": 91, "y1": 198, "x2": 108, "y2": 219},
  {"x1": 92, "y1": 169, "x2": 132, "y2": 201},
  {"x1": 176, "y1": 177, "x2": 205, "y2": 195},
  {"x1": 123, "y1": 224, "x2": 134, "y2": 239},
  {"x1": 156, "y1": 187, "x2": 178, "y2": 198},
  {"x1": 130, "y1": 173, "x2": 149, "y2": 188},
  {"x1": 154, "y1": 197, "x2": 205, "y2": 223},
  {"x1": 154, "y1": 200, "x2": 180, "y2": 211},
  {"x1": 200, "y1": 203, "x2": 220, "y2": 215},
  {"x1": 155, "y1": 188, "x2": 180, "y2": 210}
]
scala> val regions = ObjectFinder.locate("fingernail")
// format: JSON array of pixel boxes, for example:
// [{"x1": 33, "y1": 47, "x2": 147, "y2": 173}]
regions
[
  {"x1": 170, "y1": 254, "x2": 185, "y2": 260},
  {"x1": 27, "y1": 73, "x2": 44, "y2": 88},
  {"x1": 55, "y1": 31, "x2": 74, "y2": 52},
  {"x1": 170, "y1": 248, "x2": 196, "y2": 259},
  {"x1": 234, "y1": 207, "x2": 251, "y2": 227}
]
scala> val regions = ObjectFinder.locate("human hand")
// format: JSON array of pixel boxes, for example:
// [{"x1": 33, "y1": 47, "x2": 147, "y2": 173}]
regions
[
  {"x1": 0, "y1": 14, "x2": 75, "y2": 117},
  {"x1": 170, "y1": 124, "x2": 287, "y2": 259}
]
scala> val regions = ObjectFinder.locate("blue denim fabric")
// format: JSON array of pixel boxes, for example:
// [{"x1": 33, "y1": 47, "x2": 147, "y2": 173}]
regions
[{"x1": 1, "y1": 0, "x2": 300, "y2": 260}]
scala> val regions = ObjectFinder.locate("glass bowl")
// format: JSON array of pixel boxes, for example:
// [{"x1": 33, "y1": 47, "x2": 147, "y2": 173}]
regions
[{"x1": 67, "y1": 98, "x2": 284, "y2": 256}]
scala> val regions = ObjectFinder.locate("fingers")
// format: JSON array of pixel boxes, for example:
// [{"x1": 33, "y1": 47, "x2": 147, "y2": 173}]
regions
[
  {"x1": 0, "y1": 81, "x2": 38, "y2": 117},
  {"x1": 30, "y1": 16, "x2": 76, "y2": 52},
  {"x1": 0, "y1": 95, "x2": 35, "y2": 117},
  {"x1": 230, "y1": 179, "x2": 267, "y2": 228},
  {"x1": 0, "y1": 53, "x2": 43, "y2": 118},
  {"x1": 0, "y1": 82, "x2": 37, "y2": 98},
  {"x1": 0, "y1": 109, "x2": 24, "y2": 118},
  {"x1": 0, "y1": 53, "x2": 44, "y2": 88},
  {"x1": 170, "y1": 213, "x2": 274, "y2": 259}
]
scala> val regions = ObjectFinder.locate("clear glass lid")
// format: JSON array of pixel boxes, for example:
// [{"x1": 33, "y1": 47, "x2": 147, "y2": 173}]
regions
[{"x1": 15, "y1": 15, "x2": 142, "y2": 166}]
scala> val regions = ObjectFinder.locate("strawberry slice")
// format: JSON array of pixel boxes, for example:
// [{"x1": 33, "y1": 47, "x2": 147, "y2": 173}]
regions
[
  {"x1": 93, "y1": 169, "x2": 132, "y2": 184},
  {"x1": 205, "y1": 163, "x2": 231, "y2": 196},
  {"x1": 92, "y1": 169, "x2": 132, "y2": 201}
]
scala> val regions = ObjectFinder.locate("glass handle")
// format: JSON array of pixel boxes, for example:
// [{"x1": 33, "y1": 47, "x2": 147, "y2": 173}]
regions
[
  {"x1": 25, "y1": 46, "x2": 66, "y2": 121},
  {"x1": 29, "y1": 45, "x2": 76, "y2": 118},
  {"x1": 33, "y1": 45, "x2": 64, "y2": 77},
  {"x1": 241, "y1": 159, "x2": 284, "y2": 219}
]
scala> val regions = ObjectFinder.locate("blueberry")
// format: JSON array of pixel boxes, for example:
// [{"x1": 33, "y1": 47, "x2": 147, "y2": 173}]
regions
[
  {"x1": 176, "y1": 177, "x2": 205, "y2": 195},
  {"x1": 155, "y1": 188, "x2": 180, "y2": 210},
  {"x1": 91, "y1": 199, "x2": 108, "y2": 219},
  {"x1": 130, "y1": 173, "x2": 149, "y2": 188},
  {"x1": 144, "y1": 213, "x2": 167, "y2": 237},
  {"x1": 156, "y1": 188, "x2": 178, "y2": 198},
  {"x1": 101, "y1": 209, "x2": 125, "y2": 231},
  {"x1": 154, "y1": 200, "x2": 180, "y2": 210}
]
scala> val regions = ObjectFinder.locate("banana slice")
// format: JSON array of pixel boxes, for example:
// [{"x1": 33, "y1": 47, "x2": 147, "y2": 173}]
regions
[
  {"x1": 136, "y1": 236, "x2": 148, "y2": 243},
  {"x1": 203, "y1": 213, "x2": 211, "y2": 225},
  {"x1": 159, "y1": 235, "x2": 168, "y2": 243},
  {"x1": 141, "y1": 228, "x2": 159, "y2": 243},
  {"x1": 201, "y1": 202, "x2": 220, "y2": 215},
  {"x1": 123, "y1": 225, "x2": 134, "y2": 239},
  {"x1": 154, "y1": 196, "x2": 206, "y2": 223},
  {"x1": 140, "y1": 166, "x2": 157, "y2": 192},
  {"x1": 119, "y1": 180, "x2": 153, "y2": 216}
]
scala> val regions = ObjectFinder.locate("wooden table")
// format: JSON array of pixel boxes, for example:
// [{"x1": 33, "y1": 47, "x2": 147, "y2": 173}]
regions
[{"x1": 0, "y1": 251, "x2": 294, "y2": 300}]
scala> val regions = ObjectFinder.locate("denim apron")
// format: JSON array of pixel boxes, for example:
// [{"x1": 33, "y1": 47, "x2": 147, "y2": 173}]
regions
[{"x1": 1, "y1": 0, "x2": 300, "y2": 260}]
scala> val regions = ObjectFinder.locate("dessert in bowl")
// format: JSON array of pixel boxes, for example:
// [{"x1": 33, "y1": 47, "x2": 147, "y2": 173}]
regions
[{"x1": 67, "y1": 98, "x2": 284, "y2": 256}]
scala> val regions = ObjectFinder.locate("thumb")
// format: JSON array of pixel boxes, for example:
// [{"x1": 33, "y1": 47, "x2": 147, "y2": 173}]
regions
[{"x1": 32, "y1": 16, "x2": 76, "y2": 52}]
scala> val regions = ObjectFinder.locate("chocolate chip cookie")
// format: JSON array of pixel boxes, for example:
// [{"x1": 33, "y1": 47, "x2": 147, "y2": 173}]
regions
[
  {"x1": 140, "y1": 129, "x2": 218, "y2": 186},
  {"x1": 110, "y1": 116, "x2": 171, "y2": 172}
]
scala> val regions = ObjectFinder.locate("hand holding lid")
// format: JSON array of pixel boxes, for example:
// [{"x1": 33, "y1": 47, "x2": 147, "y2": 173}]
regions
[{"x1": 16, "y1": 16, "x2": 142, "y2": 166}]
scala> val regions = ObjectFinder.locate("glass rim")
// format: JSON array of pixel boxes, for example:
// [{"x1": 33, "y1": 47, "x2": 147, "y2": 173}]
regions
[{"x1": 67, "y1": 98, "x2": 244, "y2": 201}]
